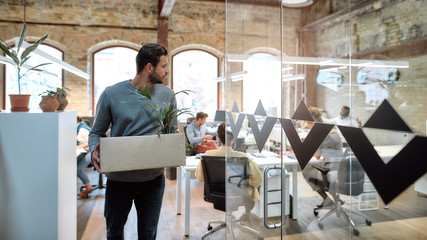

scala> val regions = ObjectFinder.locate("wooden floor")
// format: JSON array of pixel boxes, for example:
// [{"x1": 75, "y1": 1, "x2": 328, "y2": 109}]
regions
[{"x1": 77, "y1": 170, "x2": 427, "y2": 240}]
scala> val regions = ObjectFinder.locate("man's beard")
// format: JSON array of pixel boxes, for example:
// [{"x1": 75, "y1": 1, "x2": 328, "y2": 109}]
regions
[{"x1": 148, "y1": 71, "x2": 165, "y2": 84}]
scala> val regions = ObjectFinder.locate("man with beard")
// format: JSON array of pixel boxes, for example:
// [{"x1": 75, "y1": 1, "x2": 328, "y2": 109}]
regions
[{"x1": 89, "y1": 43, "x2": 177, "y2": 240}]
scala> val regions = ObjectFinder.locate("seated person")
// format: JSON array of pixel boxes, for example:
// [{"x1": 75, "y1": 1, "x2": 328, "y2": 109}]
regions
[
  {"x1": 328, "y1": 106, "x2": 360, "y2": 127},
  {"x1": 195, "y1": 123, "x2": 263, "y2": 220},
  {"x1": 76, "y1": 116, "x2": 93, "y2": 198},
  {"x1": 302, "y1": 108, "x2": 344, "y2": 208},
  {"x1": 186, "y1": 112, "x2": 218, "y2": 153}
]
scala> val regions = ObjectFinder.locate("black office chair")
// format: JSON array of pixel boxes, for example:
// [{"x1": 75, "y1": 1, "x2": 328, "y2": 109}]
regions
[
  {"x1": 183, "y1": 125, "x2": 196, "y2": 156},
  {"x1": 200, "y1": 155, "x2": 263, "y2": 240},
  {"x1": 309, "y1": 153, "x2": 372, "y2": 236}
]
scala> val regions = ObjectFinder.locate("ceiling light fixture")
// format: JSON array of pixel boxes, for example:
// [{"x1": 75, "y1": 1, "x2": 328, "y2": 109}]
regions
[
  {"x1": 282, "y1": 0, "x2": 314, "y2": 8},
  {"x1": 19, "y1": 40, "x2": 89, "y2": 79},
  {"x1": 227, "y1": 54, "x2": 409, "y2": 69}
]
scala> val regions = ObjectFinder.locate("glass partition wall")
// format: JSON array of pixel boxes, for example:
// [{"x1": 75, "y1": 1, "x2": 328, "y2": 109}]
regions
[{"x1": 223, "y1": 0, "x2": 427, "y2": 239}]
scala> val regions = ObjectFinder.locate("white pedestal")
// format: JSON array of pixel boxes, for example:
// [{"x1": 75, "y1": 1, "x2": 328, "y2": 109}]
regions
[{"x1": 0, "y1": 111, "x2": 76, "y2": 240}]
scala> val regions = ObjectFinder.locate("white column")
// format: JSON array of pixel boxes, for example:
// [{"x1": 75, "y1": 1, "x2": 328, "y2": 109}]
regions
[{"x1": 0, "y1": 111, "x2": 76, "y2": 240}]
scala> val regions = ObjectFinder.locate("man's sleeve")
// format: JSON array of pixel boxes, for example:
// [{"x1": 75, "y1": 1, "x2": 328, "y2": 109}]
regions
[
  {"x1": 89, "y1": 90, "x2": 112, "y2": 154},
  {"x1": 170, "y1": 94, "x2": 179, "y2": 134}
]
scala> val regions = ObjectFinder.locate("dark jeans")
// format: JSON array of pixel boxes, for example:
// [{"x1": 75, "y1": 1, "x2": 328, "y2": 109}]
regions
[{"x1": 105, "y1": 174, "x2": 165, "y2": 240}]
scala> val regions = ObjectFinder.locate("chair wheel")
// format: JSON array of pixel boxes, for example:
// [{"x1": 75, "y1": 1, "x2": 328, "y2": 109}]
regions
[
  {"x1": 314, "y1": 210, "x2": 318, "y2": 216},
  {"x1": 207, "y1": 225, "x2": 212, "y2": 231},
  {"x1": 353, "y1": 228, "x2": 359, "y2": 236},
  {"x1": 318, "y1": 222, "x2": 323, "y2": 229},
  {"x1": 366, "y1": 219, "x2": 372, "y2": 226}
]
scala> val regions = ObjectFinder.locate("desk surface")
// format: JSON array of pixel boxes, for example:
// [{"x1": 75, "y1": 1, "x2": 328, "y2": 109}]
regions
[
  {"x1": 184, "y1": 144, "x2": 402, "y2": 169},
  {"x1": 184, "y1": 155, "x2": 316, "y2": 169}
]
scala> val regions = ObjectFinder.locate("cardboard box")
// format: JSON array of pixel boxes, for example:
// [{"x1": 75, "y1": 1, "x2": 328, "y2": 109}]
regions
[{"x1": 100, "y1": 133, "x2": 186, "y2": 172}]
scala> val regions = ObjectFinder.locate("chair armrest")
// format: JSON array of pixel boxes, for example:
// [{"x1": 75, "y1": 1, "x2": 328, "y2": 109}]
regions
[{"x1": 311, "y1": 165, "x2": 330, "y2": 174}]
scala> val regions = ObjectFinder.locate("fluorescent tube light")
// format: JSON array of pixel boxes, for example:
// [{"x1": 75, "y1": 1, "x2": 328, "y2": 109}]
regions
[
  {"x1": 19, "y1": 40, "x2": 89, "y2": 79},
  {"x1": 230, "y1": 70, "x2": 247, "y2": 82},
  {"x1": 228, "y1": 54, "x2": 409, "y2": 69},
  {"x1": 215, "y1": 76, "x2": 226, "y2": 82},
  {"x1": 282, "y1": 74, "x2": 305, "y2": 81},
  {"x1": 0, "y1": 55, "x2": 58, "y2": 78}
]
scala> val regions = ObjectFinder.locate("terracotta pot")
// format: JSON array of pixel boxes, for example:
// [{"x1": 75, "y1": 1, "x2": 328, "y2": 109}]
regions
[
  {"x1": 39, "y1": 95, "x2": 59, "y2": 112},
  {"x1": 56, "y1": 94, "x2": 68, "y2": 111},
  {"x1": 9, "y1": 94, "x2": 31, "y2": 112}
]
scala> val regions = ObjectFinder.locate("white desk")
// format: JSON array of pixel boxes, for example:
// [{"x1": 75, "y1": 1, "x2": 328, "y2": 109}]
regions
[{"x1": 176, "y1": 155, "x2": 321, "y2": 237}]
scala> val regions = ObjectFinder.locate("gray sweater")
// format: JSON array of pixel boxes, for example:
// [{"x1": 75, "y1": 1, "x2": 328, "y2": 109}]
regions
[{"x1": 89, "y1": 80, "x2": 178, "y2": 182}]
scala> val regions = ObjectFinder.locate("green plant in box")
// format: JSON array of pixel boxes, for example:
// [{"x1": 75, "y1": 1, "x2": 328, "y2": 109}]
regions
[{"x1": 133, "y1": 86, "x2": 194, "y2": 135}]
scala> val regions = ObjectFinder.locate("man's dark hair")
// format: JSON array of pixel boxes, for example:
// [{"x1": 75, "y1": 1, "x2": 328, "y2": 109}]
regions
[
  {"x1": 217, "y1": 123, "x2": 233, "y2": 145},
  {"x1": 136, "y1": 43, "x2": 168, "y2": 74},
  {"x1": 217, "y1": 122, "x2": 227, "y2": 145},
  {"x1": 196, "y1": 112, "x2": 208, "y2": 120},
  {"x1": 340, "y1": 106, "x2": 350, "y2": 118}
]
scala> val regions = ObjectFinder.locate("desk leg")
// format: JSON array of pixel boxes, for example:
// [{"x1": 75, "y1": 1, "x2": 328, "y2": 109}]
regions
[
  {"x1": 177, "y1": 167, "x2": 182, "y2": 215},
  {"x1": 292, "y1": 165, "x2": 298, "y2": 220},
  {"x1": 184, "y1": 169, "x2": 191, "y2": 237}
]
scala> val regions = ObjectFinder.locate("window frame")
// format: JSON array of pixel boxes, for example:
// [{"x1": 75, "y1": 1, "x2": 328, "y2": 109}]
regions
[
  {"x1": 91, "y1": 45, "x2": 139, "y2": 115},
  {"x1": 170, "y1": 48, "x2": 221, "y2": 122},
  {"x1": 2, "y1": 42, "x2": 64, "y2": 110}
]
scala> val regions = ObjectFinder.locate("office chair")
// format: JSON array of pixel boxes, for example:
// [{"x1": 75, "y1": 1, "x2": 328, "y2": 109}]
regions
[
  {"x1": 309, "y1": 154, "x2": 372, "y2": 236},
  {"x1": 79, "y1": 152, "x2": 106, "y2": 192},
  {"x1": 183, "y1": 125, "x2": 196, "y2": 156},
  {"x1": 200, "y1": 156, "x2": 263, "y2": 240}
]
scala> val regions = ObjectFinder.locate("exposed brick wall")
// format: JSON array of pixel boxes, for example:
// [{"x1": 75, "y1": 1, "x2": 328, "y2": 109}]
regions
[
  {"x1": 1, "y1": 0, "x2": 425, "y2": 137},
  {"x1": 302, "y1": 0, "x2": 427, "y2": 134}
]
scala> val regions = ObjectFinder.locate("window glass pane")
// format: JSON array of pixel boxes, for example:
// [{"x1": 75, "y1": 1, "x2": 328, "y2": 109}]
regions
[
  {"x1": 5, "y1": 44, "x2": 63, "y2": 111},
  {"x1": 243, "y1": 53, "x2": 281, "y2": 117},
  {"x1": 94, "y1": 47, "x2": 137, "y2": 111},
  {"x1": 173, "y1": 50, "x2": 218, "y2": 121}
]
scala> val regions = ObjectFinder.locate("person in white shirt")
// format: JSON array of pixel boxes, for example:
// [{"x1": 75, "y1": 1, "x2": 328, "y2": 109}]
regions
[{"x1": 331, "y1": 106, "x2": 360, "y2": 127}]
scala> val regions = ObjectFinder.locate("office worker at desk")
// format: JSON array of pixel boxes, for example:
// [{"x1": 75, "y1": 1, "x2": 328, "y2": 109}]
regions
[
  {"x1": 302, "y1": 107, "x2": 344, "y2": 208},
  {"x1": 195, "y1": 123, "x2": 263, "y2": 220},
  {"x1": 186, "y1": 112, "x2": 218, "y2": 153}
]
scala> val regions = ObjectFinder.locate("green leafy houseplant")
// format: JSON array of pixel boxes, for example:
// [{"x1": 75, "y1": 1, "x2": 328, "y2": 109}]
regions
[
  {"x1": 38, "y1": 89, "x2": 58, "y2": 96},
  {"x1": 56, "y1": 87, "x2": 71, "y2": 97},
  {"x1": 133, "y1": 87, "x2": 193, "y2": 135},
  {"x1": 38, "y1": 88, "x2": 59, "y2": 112},
  {"x1": 0, "y1": 21, "x2": 50, "y2": 95},
  {"x1": 55, "y1": 86, "x2": 70, "y2": 111}
]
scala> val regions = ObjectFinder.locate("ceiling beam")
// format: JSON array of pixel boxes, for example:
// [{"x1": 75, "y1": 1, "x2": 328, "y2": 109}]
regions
[{"x1": 159, "y1": 0, "x2": 176, "y2": 17}]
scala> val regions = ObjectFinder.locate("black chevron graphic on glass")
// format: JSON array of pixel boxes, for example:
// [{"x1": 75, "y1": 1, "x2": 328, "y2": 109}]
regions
[
  {"x1": 232, "y1": 101, "x2": 240, "y2": 113},
  {"x1": 338, "y1": 125, "x2": 427, "y2": 205},
  {"x1": 247, "y1": 115, "x2": 277, "y2": 152},
  {"x1": 227, "y1": 112, "x2": 246, "y2": 140},
  {"x1": 281, "y1": 118, "x2": 334, "y2": 170},
  {"x1": 254, "y1": 100, "x2": 267, "y2": 116},
  {"x1": 363, "y1": 99, "x2": 412, "y2": 132},
  {"x1": 292, "y1": 100, "x2": 314, "y2": 122}
]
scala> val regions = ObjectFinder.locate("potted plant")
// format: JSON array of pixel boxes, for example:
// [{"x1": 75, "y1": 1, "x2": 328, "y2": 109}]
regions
[
  {"x1": 38, "y1": 89, "x2": 59, "y2": 112},
  {"x1": 136, "y1": 87, "x2": 194, "y2": 135},
  {"x1": 56, "y1": 87, "x2": 70, "y2": 111},
  {"x1": 0, "y1": 21, "x2": 50, "y2": 112},
  {"x1": 99, "y1": 87, "x2": 194, "y2": 172}
]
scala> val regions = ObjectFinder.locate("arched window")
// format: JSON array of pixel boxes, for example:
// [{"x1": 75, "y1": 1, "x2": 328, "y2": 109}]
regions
[
  {"x1": 172, "y1": 50, "x2": 219, "y2": 122},
  {"x1": 92, "y1": 46, "x2": 138, "y2": 113},
  {"x1": 243, "y1": 53, "x2": 281, "y2": 117},
  {"x1": 4, "y1": 44, "x2": 63, "y2": 111}
]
